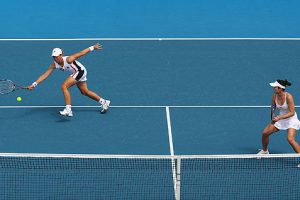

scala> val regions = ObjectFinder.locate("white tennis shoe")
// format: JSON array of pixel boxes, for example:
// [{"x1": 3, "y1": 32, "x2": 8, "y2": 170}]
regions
[
  {"x1": 256, "y1": 149, "x2": 269, "y2": 159},
  {"x1": 100, "y1": 100, "x2": 110, "y2": 114},
  {"x1": 59, "y1": 108, "x2": 73, "y2": 117},
  {"x1": 257, "y1": 149, "x2": 269, "y2": 155}
]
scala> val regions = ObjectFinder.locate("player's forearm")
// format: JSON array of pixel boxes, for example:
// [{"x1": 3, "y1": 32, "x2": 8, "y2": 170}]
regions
[
  {"x1": 76, "y1": 44, "x2": 98, "y2": 58},
  {"x1": 67, "y1": 43, "x2": 100, "y2": 64},
  {"x1": 67, "y1": 48, "x2": 90, "y2": 63},
  {"x1": 34, "y1": 70, "x2": 52, "y2": 85},
  {"x1": 76, "y1": 47, "x2": 93, "y2": 58},
  {"x1": 278, "y1": 111, "x2": 295, "y2": 120},
  {"x1": 35, "y1": 74, "x2": 47, "y2": 84}
]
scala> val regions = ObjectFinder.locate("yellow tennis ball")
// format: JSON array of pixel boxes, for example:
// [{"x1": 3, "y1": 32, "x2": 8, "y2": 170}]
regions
[{"x1": 17, "y1": 97, "x2": 22, "y2": 102}]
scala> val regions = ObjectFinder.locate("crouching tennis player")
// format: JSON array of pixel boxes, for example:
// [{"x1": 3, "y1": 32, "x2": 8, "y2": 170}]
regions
[
  {"x1": 28, "y1": 43, "x2": 110, "y2": 117},
  {"x1": 258, "y1": 79, "x2": 300, "y2": 155}
]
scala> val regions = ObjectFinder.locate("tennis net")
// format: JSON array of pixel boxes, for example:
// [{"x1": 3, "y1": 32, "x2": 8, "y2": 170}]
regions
[{"x1": 0, "y1": 153, "x2": 300, "y2": 200}]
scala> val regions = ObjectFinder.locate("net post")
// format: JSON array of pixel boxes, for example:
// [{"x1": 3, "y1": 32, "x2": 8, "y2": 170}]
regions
[{"x1": 175, "y1": 157, "x2": 181, "y2": 200}]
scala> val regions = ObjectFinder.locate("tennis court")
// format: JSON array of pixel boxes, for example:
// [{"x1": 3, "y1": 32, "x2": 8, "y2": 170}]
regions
[
  {"x1": 2, "y1": 0, "x2": 300, "y2": 199},
  {"x1": 1, "y1": 39, "x2": 300, "y2": 199}
]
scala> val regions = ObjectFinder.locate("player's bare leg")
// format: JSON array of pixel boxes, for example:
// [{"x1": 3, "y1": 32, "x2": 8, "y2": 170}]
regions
[
  {"x1": 76, "y1": 81, "x2": 101, "y2": 101},
  {"x1": 257, "y1": 124, "x2": 278, "y2": 156},
  {"x1": 59, "y1": 76, "x2": 77, "y2": 117},
  {"x1": 77, "y1": 81, "x2": 110, "y2": 114},
  {"x1": 287, "y1": 128, "x2": 300, "y2": 153}
]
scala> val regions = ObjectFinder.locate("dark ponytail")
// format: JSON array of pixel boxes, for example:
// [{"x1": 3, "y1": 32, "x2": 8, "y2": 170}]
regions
[{"x1": 277, "y1": 79, "x2": 292, "y2": 87}]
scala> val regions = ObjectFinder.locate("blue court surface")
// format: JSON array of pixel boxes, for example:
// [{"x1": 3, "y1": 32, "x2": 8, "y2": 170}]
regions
[
  {"x1": 2, "y1": 1, "x2": 300, "y2": 199},
  {"x1": 1, "y1": 40, "x2": 300, "y2": 155},
  {"x1": 1, "y1": 40, "x2": 300, "y2": 199}
]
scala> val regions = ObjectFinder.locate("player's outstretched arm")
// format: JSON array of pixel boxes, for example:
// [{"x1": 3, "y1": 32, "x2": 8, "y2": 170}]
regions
[
  {"x1": 28, "y1": 64, "x2": 55, "y2": 90},
  {"x1": 66, "y1": 43, "x2": 102, "y2": 64}
]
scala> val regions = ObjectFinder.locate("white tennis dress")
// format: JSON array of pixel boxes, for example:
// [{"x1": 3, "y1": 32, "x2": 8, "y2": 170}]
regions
[
  {"x1": 54, "y1": 56, "x2": 87, "y2": 82},
  {"x1": 274, "y1": 93, "x2": 300, "y2": 130}
]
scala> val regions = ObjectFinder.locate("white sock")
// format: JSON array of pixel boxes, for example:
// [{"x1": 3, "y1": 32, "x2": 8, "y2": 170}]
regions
[
  {"x1": 66, "y1": 105, "x2": 72, "y2": 111},
  {"x1": 99, "y1": 98, "x2": 106, "y2": 105}
]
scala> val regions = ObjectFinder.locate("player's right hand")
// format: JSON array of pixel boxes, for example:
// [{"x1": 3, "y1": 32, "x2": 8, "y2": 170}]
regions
[
  {"x1": 27, "y1": 85, "x2": 34, "y2": 90},
  {"x1": 272, "y1": 116, "x2": 280, "y2": 123}
]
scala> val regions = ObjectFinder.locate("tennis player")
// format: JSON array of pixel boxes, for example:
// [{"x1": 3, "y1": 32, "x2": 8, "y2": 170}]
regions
[
  {"x1": 28, "y1": 43, "x2": 110, "y2": 117},
  {"x1": 258, "y1": 79, "x2": 300, "y2": 155}
]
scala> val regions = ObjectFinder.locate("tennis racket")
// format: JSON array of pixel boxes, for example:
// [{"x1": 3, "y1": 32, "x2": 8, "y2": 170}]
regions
[
  {"x1": 0, "y1": 79, "x2": 28, "y2": 94},
  {"x1": 270, "y1": 104, "x2": 276, "y2": 124}
]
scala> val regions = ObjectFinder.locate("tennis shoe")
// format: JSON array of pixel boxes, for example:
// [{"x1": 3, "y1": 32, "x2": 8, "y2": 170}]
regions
[
  {"x1": 257, "y1": 149, "x2": 269, "y2": 154},
  {"x1": 256, "y1": 149, "x2": 269, "y2": 159},
  {"x1": 59, "y1": 108, "x2": 73, "y2": 117},
  {"x1": 100, "y1": 100, "x2": 110, "y2": 114}
]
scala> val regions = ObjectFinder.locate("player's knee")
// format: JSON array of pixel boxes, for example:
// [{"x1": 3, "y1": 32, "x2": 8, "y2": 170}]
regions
[
  {"x1": 262, "y1": 130, "x2": 269, "y2": 136},
  {"x1": 61, "y1": 84, "x2": 68, "y2": 91},
  {"x1": 80, "y1": 90, "x2": 89, "y2": 96}
]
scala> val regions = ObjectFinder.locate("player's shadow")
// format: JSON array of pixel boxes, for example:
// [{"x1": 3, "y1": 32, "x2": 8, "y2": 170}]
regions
[
  {"x1": 52, "y1": 108, "x2": 100, "y2": 122},
  {"x1": 52, "y1": 112, "x2": 72, "y2": 122},
  {"x1": 1, "y1": 107, "x2": 104, "y2": 122},
  {"x1": 2, "y1": 107, "x2": 73, "y2": 122}
]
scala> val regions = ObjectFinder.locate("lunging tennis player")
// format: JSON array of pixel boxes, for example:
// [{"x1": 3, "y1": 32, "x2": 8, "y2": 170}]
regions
[
  {"x1": 28, "y1": 43, "x2": 110, "y2": 117},
  {"x1": 258, "y1": 79, "x2": 300, "y2": 155}
]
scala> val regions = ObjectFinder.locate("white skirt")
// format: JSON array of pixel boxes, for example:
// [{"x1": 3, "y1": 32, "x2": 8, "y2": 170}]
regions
[{"x1": 274, "y1": 112, "x2": 300, "y2": 130}]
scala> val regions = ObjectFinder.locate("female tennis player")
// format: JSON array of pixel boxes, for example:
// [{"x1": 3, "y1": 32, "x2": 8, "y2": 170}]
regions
[
  {"x1": 258, "y1": 79, "x2": 300, "y2": 155},
  {"x1": 28, "y1": 43, "x2": 110, "y2": 117}
]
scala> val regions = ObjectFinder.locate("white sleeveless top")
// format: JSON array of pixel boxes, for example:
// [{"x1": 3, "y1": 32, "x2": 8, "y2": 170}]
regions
[
  {"x1": 274, "y1": 93, "x2": 300, "y2": 130},
  {"x1": 54, "y1": 56, "x2": 86, "y2": 75},
  {"x1": 276, "y1": 93, "x2": 289, "y2": 116}
]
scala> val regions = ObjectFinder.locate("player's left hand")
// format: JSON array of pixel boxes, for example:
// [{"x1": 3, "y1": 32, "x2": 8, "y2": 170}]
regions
[{"x1": 94, "y1": 43, "x2": 102, "y2": 50}]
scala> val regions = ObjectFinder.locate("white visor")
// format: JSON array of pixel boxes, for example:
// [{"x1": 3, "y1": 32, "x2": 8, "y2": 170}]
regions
[
  {"x1": 269, "y1": 81, "x2": 285, "y2": 89},
  {"x1": 51, "y1": 48, "x2": 63, "y2": 57}
]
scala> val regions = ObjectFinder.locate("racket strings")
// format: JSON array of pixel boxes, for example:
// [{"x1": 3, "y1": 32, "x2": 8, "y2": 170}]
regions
[{"x1": 0, "y1": 80, "x2": 15, "y2": 94}]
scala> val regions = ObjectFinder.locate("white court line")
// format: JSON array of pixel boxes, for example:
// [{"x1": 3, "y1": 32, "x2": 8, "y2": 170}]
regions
[
  {"x1": 0, "y1": 105, "x2": 299, "y2": 108},
  {"x1": 1, "y1": 38, "x2": 300, "y2": 41},
  {"x1": 165, "y1": 106, "x2": 177, "y2": 197},
  {"x1": 165, "y1": 106, "x2": 175, "y2": 156}
]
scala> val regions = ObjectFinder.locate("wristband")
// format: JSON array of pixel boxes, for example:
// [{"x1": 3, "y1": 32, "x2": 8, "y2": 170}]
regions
[
  {"x1": 89, "y1": 46, "x2": 95, "y2": 51},
  {"x1": 32, "y1": 82, "x2": 38, "y2": 87}
]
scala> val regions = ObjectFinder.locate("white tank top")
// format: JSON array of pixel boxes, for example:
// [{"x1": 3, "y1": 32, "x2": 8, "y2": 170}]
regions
[
  {"x1": 54, "y1": 56, "x2": 86, "y2": 75},
  {"x1": 276, "y1": 93, "x2": 289, "y2": 116}
]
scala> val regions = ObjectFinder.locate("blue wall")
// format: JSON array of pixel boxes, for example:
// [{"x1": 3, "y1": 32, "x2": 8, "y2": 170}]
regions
[{"x1": 1, "y1": 0, "x2": 300, "y2": 38}]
